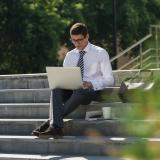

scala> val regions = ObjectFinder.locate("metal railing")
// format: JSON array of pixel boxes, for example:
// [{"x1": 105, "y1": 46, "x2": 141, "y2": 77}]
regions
[{"x1": 110, "y1": 25, "x2": 160, "y2": 70}]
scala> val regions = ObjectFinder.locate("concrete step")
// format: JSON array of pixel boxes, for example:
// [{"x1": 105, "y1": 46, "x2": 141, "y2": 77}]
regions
[
  {"x1": 0, "y1": 103, "x2": 87, "y2": 119},
  {"x1": 0, "y1": 74, "x2": 48, "y2": 89},
  {"x1": 0, "y1": 88, "x2": 122, "y2": 103},
  {"x1": 1, "y1": 135, "x2": 159, "y2": 156},
  {"x1": 0, "y1": 102, "x2": 136, "y2": 119},
  {"x1": 0, "y1": 69, "x2": 159, "y2": 89},
  {"x1": 0, "y1": 153, "x2": 122, "y2": 160},
  {"x1": 0, "y1": 119, "x2": 159, "y2": 137},
  {"x1": 0, "y1": 89, "x2": 50, "y2": 103},
  {"x1": 0, "y1": 103, "x2": 49, "y2": 119},
  {"x1": 0, "y1": 119, "x2": 44, "y2": 135},
  {"x1": 64, "y1": 119, "x2": 160, "y2": 137}
]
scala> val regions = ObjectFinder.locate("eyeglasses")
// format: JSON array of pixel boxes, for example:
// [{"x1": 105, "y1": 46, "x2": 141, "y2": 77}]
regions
[{"x1": 70, "y1": 37, "x2": 85, "y2": 44}]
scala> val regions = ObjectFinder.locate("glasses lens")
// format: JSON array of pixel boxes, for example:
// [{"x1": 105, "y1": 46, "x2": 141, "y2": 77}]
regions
[{"x1": 70, "y1": 37, "x2": 85, "y2": 43}]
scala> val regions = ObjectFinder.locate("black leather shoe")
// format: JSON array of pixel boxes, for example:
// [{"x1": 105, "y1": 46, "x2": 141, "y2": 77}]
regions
[
  {"x1": 31, "y1": 120, "x2": 50, "y2": 137},
  {"x1": 39, "y1": 127, "x2": 64, "y2": 139}
]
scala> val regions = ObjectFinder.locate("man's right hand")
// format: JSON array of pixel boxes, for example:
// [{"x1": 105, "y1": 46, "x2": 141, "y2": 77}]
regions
[{"x1": 83, "y1": 81, "x2": 93, "y2": 89}]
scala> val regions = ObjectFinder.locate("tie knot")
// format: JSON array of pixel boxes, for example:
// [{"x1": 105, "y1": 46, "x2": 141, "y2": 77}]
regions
[{"x1": 79, "y1": 50, "x2": 85, "y2": 56}]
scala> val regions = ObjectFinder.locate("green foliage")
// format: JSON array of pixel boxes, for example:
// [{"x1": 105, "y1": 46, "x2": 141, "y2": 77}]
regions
[
  {"x1": 58, "y1": 0, "x2": 160, "y2": 53},
  {"x1": 0, "y1": 0, "x2": 66, "y2": 73},
  {"x1": 119, "y1": 79, "x2": 160, "y2": 159},
  {"x1": 0, "y1": 0, "x2": 159, "y2": 73},
  {"x1": 118, "y1": 0, "x2": 153, "y2": 48}
]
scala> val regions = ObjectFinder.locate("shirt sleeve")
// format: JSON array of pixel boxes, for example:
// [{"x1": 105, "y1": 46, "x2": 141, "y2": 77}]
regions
[
  {"x1": 90, "y1": 50, "x2": 114, "y2": 90},
  {"x1": 63, "y1": 52, "x2": 74, "y2": 67}
]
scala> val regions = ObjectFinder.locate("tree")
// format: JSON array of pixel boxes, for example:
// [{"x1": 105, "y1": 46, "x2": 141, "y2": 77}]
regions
[
  {"x1": 0, "y1": 0, "x2": 159, "y2": 73},
  {"x1": 0, "y1": 0, "x2": 66, "y2": 74},
  {"x1": 57, "y1": 0, "x2": 160, "y2": 56}
]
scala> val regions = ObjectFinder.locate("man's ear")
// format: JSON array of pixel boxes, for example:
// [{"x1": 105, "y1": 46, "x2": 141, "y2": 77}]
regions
[{"x1": 86, "y1": 34, "x2": 89, "y2": 39}]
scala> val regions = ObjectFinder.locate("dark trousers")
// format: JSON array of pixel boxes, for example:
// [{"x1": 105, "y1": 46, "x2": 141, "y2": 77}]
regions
[{"x1": 49, "y1": 88, "x2": 101, "y2": 128}]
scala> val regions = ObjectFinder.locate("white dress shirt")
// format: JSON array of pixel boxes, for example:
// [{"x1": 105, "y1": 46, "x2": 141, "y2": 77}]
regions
[{"x1": 63, "y1": 42, "x2": 114, "y2": 90}]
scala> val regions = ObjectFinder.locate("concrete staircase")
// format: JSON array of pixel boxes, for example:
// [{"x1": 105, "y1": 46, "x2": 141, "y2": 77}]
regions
[{"x1": 0, "y1": 72, "x2": 159, "y2": 160}]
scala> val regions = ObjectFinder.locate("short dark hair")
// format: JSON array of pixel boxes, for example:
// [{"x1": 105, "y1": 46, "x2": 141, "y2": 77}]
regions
[{"x1": 70, "y1": 23, "x2": 88, "y2": 37}]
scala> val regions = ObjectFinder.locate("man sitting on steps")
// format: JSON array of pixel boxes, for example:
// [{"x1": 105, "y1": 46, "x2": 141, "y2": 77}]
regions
[{"x1": 32, "y1": 22, "x2": 114, "y2": 138}]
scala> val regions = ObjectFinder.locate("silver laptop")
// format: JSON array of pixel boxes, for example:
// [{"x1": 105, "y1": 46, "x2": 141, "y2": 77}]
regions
[{"x1": 46, "y1": 67, "x2": 83, "y2": 90}]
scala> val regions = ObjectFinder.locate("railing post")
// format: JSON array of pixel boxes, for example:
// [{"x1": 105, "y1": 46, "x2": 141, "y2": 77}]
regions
[
  {"x1": 110, "y1": 25, "x2": 156, "y2": 70},
  {"x1": 155, "y1": 26, "x2": 159, "y2": 68},
  {"x1": 139, "y1": 43, "x2": 143, "y2": 69},
  {"x1": 149, "y1": 25, "x2": 152, "y2": 35}
]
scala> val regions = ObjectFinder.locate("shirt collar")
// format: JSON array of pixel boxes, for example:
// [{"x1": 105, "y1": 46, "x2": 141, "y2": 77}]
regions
[{"x1": 76, "y1": 42, "x2": 91, "y2": 53}]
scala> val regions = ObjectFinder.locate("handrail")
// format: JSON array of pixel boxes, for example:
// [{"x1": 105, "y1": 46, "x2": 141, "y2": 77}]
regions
[
  {"x1": 111, "y1": 24, "x2": 160, "y2": 70},
  {"x1": 110, "y1": 34, "x2": 152, "y2": 62},
  {"x1": 150, "y1": 25, "x2": 160, "y2": 28},
  {"x1": 131, "y1": 63, "x2": 140, "y2": 69},
  {"x1": 118, "y1": 56, "x2": 139, "y2": 70},
  {"x1": 142, "y1": 63, "x2": 152, "y2": 69},
  {"x1": 143, "y1": 56, "x2": 152, "y2": 62},
  {"x1": 118, "y1": 48, "x2": 154, "y2": 70},
  {"x1": 142, "y1": 48, "x2": 153, "y2": 55}
]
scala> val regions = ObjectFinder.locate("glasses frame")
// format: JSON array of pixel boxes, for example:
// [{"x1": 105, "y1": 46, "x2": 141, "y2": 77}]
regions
[{"x1": 70, "y1": 36, "x2": 86, "y2": 44}]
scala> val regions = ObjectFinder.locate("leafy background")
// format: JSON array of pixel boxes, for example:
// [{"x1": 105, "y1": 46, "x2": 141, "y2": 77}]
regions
[{"x1": 0, "y1": 0, "x2": 159, "y2": 73}]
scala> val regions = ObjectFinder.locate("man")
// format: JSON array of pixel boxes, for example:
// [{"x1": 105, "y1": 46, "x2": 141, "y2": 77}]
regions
[{"x1": 32, "y1": 22, "x2": 114, "y2": 138}]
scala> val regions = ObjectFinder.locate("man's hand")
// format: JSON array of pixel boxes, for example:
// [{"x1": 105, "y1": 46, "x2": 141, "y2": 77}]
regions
[{"x1": 83, "y1": 81, "x2": 93, "y2": 89}]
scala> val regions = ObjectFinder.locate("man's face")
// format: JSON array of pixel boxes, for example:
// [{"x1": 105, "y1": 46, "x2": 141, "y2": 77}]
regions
[{"x1": 70, "y1": 34, "x2": 89, "y2": 50}]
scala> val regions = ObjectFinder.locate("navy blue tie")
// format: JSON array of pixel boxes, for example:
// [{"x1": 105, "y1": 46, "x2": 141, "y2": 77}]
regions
[{"x1": 77, "y1": 50, "x2": 85, "y2": 79}]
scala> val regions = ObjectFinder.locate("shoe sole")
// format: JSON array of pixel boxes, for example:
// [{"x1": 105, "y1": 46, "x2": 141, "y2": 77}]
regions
[
  {"x1": 39, "y1": 134, "x2": 63, "y2": 139},
  {"x1": 31, "y1": 131, "x2": 40, "y2": 137}
]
